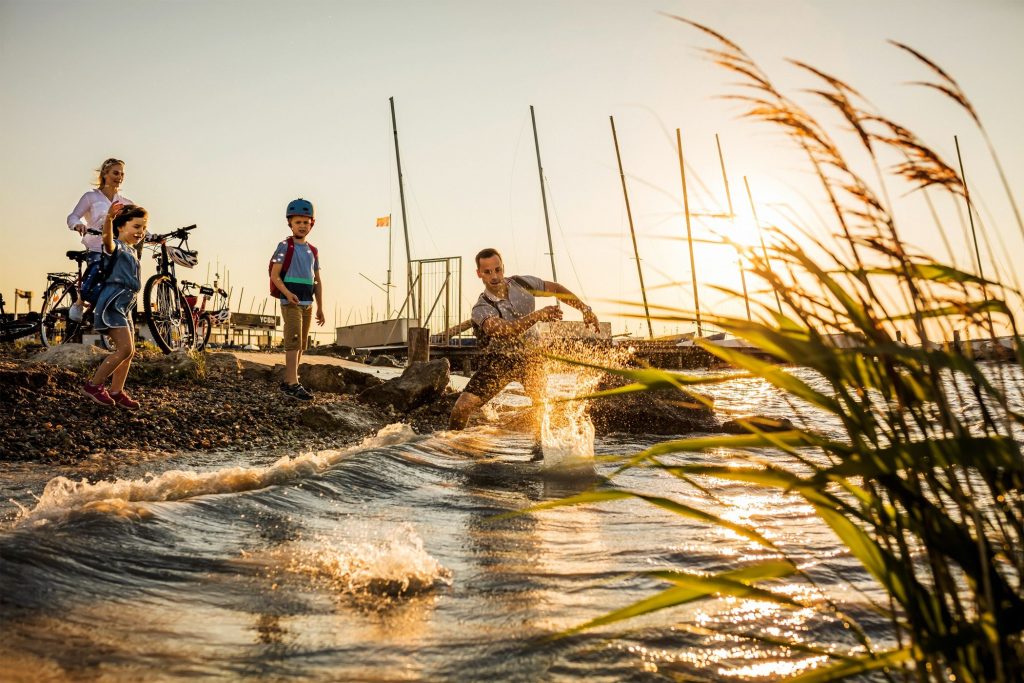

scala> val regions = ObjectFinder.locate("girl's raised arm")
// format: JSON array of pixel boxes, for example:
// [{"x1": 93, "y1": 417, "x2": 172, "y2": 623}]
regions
[{"x1": 102, "y1": 202, "x2": 123, "y2": 254}]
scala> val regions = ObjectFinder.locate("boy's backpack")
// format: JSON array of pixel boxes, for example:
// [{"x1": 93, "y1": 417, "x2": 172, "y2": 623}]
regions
[
  {"x1": 269, "y1": 237, "x2": 319, "y2": 297},
  {"x1": 471, "y1": 276, "x2": 536, "y2": 347},
  {"x1": 80, "y1": 249, "x2": 119, "y2": 306}
]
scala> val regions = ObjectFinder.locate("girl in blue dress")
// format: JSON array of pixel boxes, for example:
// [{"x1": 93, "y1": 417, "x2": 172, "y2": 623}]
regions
[{"x1": 82, "y1": 203, "x2": 148, "y2": 409}]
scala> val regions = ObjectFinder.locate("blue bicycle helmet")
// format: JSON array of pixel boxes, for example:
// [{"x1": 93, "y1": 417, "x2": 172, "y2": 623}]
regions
[{"x1": 286, "y1": 198, "x2": 314, "y2": 219}]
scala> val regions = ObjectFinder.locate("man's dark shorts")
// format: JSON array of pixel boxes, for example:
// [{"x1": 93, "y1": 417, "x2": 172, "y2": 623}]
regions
[{"x1": 462, "y1": 351, "x2": 545, "y2": 404}]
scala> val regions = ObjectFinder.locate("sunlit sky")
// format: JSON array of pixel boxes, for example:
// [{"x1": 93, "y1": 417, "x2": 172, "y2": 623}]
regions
[{"x1": 2, "y1": 0, "x2": 1022, "y2": 339}]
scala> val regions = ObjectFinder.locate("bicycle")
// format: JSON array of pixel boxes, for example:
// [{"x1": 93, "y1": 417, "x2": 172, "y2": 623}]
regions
[
  {"x1": 39, "y1": 246, "x2": 117, "y2": 350},
  {"x1": 142, "y1": 224, "x2": 199, "y2": 353},
  {"x1": 179, "y1": 278, "x2": 230, "y2": 352},
  {"x1": 0, "y1": 293, "x2": 40, "y2": 343}
]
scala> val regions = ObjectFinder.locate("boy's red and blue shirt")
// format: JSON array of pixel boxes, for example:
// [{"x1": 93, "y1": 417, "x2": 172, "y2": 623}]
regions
[{"x1": 271, "y1": 240, "x2": 319, "y2": 305}]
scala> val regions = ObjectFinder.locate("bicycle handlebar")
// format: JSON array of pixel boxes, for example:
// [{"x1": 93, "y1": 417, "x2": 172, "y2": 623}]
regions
[
  {"x1": 87, "y1": 225, "x2": 197, "y2": 242},
  {"x1": 179, "y1": 281, "x2": 225, "y2": 298},
  {"x1": 147, "y1": 224, "x2": 198, "y2": 243}
]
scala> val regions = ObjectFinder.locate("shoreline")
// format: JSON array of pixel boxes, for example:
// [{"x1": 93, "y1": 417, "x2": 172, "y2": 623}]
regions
[
  {"x1": 1, "y1": 340, "x2": 786, "y2": 465},
  {"x1": 0, "y1": 346, "x2": 396, "y2": 463}
]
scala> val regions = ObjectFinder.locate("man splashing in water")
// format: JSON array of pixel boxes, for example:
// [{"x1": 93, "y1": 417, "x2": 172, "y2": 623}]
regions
[{"x1": 448, "y1": 248, "x2": 600, "y2": 457}]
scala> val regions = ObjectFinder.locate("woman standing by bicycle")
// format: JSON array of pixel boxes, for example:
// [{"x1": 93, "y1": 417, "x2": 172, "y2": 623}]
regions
[
  {"x1": 82, "y1": 202, "x2": 148, "y2": 409},
  {"x1": 66, "y1": 158, "x2": 133, "y2": 319}
]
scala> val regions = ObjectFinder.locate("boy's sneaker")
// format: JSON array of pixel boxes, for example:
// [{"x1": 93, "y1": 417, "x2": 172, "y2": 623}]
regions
[
  {"x1": 280, "y1": 382, "x2": 314, "y2": 402},
  {"x1": 110, "y1": 390, "x2": 140, "y2": 410},
  {"x1": 82, "y1": 381, "x2": 115, "y2": 406}
]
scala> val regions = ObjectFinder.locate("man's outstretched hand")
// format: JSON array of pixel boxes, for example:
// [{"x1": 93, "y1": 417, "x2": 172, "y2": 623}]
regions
[{"x1": 536, "y1": 305, "x2": 564, "y2": 323}]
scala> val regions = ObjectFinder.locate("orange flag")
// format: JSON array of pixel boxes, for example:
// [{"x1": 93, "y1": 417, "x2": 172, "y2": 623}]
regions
[{"x1": 376, "y1": 216, "x2": 391, "y2": 228}]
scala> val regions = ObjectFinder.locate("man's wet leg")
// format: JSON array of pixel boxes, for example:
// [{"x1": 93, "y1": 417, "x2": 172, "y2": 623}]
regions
[{"x1": 449, "y1": 392, "x2": 483, "y2": 430}]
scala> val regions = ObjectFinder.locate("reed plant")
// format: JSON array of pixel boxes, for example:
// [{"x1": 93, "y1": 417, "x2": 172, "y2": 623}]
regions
[{"x1": 531, "y1": 18, "x2": 1024, "y2": 682}]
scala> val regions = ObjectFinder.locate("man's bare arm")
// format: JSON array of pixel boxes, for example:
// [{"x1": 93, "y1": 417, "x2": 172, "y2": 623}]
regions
[
  {"x1": 543, "y1": 281, "x2": 600, "y2": 332},
  {"x1": 481, "y1": 306, "x2": 563, "y2": 339}
]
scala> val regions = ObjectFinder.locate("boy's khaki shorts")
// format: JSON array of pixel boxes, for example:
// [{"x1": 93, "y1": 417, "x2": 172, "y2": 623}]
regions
[{"x1": 282, "y1": 303, "x2": 312, "y2": 351}]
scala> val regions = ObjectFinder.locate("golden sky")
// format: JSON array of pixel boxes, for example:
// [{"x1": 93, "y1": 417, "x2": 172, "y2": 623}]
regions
[{"x1": 2, "y1": 0, "x2": 1021, "y2": 339}]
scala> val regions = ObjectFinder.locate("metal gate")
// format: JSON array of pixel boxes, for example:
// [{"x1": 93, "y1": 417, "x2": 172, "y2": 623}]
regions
[{"x1": 412, "y1": 256, "x2": 462, "y2": 346}]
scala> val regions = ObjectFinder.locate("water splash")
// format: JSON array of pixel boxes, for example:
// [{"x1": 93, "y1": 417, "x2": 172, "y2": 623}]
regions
[
  {"x1": 288, "y1": 523, "x2": 452, "y2": 600},
  {"x1": 539, "y1": 360, "x2": 602, "y2": 470},
  {"x1": 533, "y1": 334, "x2": 637, "y2": 470},
  {"x1": 15, "y1": 423, "x2": 418, "y2": 526}
]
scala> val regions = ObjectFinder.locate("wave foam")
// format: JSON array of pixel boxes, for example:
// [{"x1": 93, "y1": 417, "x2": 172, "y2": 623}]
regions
[
  {"x1": 16, "y1": 423, "x2": 418, "y2": 526},
  {"x1": 289, "y1": 523, "x2": 452, "y2": 599}
]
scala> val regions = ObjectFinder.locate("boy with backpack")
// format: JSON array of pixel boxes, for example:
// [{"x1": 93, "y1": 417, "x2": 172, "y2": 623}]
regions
[{"x1": 269, "y1": 198, "x2": 325, "y2": 401}]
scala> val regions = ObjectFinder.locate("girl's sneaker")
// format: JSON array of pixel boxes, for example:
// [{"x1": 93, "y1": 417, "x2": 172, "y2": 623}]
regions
[
  {"x1": 82, "y1": 381, "x2": 115, "y2": 406},
  {"x1": 110, "y1": 390, "x2": 140, "y2": 410}
]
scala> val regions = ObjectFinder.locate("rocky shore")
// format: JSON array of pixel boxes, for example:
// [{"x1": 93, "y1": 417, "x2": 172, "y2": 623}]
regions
[
  {"x1": 0, "y1": 347, "x2": 379, "y2": 463},
  {"x1": 0, "y1": 343, "x2": 787, "y2": 464}
]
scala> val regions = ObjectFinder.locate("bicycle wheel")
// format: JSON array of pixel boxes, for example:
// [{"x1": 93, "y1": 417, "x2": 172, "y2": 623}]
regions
[
  {"x1": 195, "y1": 313, "x2": 213, "y2": 352},
  {"x1": 143, "y1": 274, "x2": 195, "y2": 353},
  {"x1": 0, "y1": 316, "x2": 40, "y2": 343},
  {"x1": 39, "y1": 282, "x2": 81, "y2": 346}
]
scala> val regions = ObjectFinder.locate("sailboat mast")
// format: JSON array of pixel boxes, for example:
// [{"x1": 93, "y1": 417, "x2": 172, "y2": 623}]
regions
[
  {"x1": 676, "y1": 129, "x2": 702, "y2": 337},
  {"x1": 716, "y1": 133, "x2": 752, "y2": 321},
  {"x1": 390, "y1": 97, "x2": 416, "y2": 321},
  {"x1": 530, "y1": 106, "x2": 558, "y2": 281},
  {"x1": 610, "y1": 115, "x2": 654, "y2": 339}
]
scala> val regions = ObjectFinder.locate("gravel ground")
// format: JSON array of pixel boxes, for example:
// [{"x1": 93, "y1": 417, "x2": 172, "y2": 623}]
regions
[{"x1": 0, "y1": 346, "x2": 378, "y2": 463}]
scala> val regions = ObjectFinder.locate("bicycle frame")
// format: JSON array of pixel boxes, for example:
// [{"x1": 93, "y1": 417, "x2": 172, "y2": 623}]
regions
[{"x1": 141, "y1": 224, "x2": 198, "y2": 352}]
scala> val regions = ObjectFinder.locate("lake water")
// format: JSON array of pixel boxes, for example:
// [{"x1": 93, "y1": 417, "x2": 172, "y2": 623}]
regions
[{"x1": 2, "y1": 365, "x2": 1013, "y2": 681}]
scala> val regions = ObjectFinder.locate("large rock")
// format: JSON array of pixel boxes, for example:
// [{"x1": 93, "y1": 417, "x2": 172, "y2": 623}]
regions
[
  {"x1": 29, "y1": 344, "x2": 107, "y2": 372},
  {"x1": 298, "y1": 400, "x2": 387, "y2": 434},
  {"x1": 589, "y1": 373, "x2": 719, "y2": 435},
  {"x1": 238, "y1": 360, "x2": 386, "y2": 395},
  {"x1": 300, "y1": 364, "x2": 384, "y2": 394},
  {"x1": 359, "y1": 358, "x2": 450, "y2": 413}
]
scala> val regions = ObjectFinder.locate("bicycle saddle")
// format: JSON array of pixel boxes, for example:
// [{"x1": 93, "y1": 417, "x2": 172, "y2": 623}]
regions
[{"x1": 65, "y1": 250, "x2": 90, "y2": 262}]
